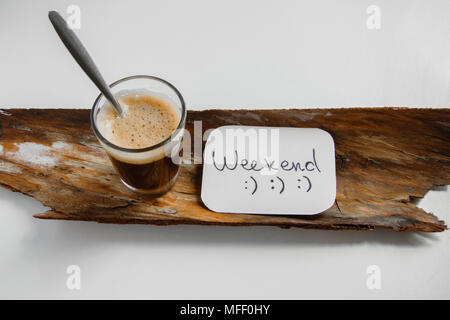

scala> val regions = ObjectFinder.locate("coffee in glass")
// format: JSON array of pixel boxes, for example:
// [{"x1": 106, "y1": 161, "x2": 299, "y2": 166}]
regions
[{"x1": 90, "y1": 75, "x2": 186, "y2": 194}]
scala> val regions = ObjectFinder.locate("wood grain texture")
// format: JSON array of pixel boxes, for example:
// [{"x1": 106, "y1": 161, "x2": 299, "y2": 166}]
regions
[{"x1": 0, "y1": 107, "x2": 448, "y2": 232}]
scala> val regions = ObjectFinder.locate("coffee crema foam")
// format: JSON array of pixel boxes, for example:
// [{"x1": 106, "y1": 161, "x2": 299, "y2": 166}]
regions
[{"x1": 97, "y1": 91, "x2": 181, "y2": 149}]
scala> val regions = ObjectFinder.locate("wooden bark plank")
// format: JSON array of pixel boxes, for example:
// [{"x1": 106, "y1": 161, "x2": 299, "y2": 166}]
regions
[{"x1": 0, "y1": 107, "x2": 448, "y2": 232}]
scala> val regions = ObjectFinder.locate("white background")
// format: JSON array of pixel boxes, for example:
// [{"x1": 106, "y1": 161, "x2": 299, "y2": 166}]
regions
[{"x1": 0, "y1": 0, "x2": 449, "y2": 299}]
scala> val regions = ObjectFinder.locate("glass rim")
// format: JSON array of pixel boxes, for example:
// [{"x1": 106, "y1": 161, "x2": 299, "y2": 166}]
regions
[{"x1": 90, "y1": 75, "x2": 186, "y2": 153}]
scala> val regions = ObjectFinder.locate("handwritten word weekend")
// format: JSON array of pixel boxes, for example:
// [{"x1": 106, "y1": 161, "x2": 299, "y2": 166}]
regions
[{"x1": 212, "y1": 148, "x2": 321, "y2": 173}]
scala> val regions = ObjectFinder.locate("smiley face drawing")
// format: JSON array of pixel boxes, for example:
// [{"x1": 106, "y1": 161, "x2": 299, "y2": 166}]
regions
[
  {"x1": 269, "y1": 176, "x2": 285, "y2": 194},
  {"x1": 297, "y1": 176, "x2": 312, "y2": 192},
  {"x1": 244, "y1": 176, "x2": 258, "y2": 195}
]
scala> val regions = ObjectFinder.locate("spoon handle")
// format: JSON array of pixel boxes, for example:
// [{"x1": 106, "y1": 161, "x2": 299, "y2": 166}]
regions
[{"x1": 48, "y1": 11, "x2": 122, "y2": 116}]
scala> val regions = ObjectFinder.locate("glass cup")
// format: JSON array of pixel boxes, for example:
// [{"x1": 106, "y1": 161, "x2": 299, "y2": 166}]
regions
[{"x1": 90, "y1": 75, "x2": 186, "y2": 195}]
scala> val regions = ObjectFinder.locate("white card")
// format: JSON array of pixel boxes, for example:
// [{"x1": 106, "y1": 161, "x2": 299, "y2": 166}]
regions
[{"x1": 201, "y1": 126, "x2": 336, "y2": 215}]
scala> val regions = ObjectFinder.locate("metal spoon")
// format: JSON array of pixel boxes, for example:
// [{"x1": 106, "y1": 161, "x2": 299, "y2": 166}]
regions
[{"x1": 48, "y1": 10, "x2": 123, "y2": 116}]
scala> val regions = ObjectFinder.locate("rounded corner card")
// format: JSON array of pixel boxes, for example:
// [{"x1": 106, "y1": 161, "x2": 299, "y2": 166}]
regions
[{"x1": 201, "y1": 126, "x2": 336, "y2": 215}]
